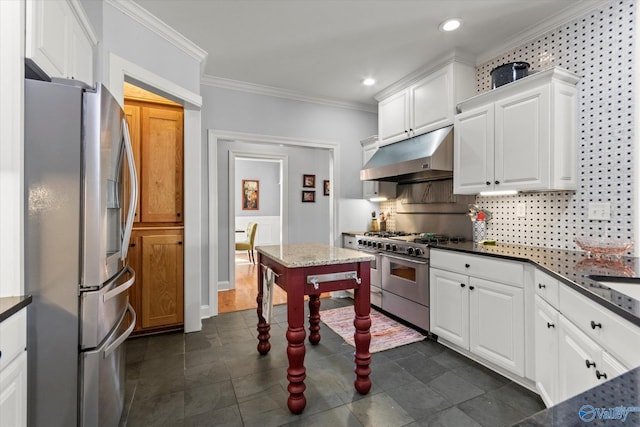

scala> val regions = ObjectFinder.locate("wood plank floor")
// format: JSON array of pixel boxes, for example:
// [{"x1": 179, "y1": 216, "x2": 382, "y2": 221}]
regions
[{"x1": 219, "y1": 251, "x2": 329, "y2": 314}]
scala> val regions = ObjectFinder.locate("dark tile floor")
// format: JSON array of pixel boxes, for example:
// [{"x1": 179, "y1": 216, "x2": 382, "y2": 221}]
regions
[{"x1": 120, "y1": 298, "x2": 545, "y2": 426}]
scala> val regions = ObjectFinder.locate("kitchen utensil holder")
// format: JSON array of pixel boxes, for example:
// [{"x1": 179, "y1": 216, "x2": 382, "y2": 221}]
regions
[{"x1": 473, "y1": 221, "x2": 486, "y2": 243}]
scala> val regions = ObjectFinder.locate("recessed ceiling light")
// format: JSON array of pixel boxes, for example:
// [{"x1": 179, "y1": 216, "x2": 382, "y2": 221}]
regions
[
  {"x1": 439, "y1": 18, "x2": 462, "y2": 32},
  {"x1": 362, "y1": 78, "x2": 376, "y2": 86}
]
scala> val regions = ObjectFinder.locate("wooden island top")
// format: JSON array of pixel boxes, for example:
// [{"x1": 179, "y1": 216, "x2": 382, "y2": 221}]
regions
[{"x1": 255, "y1": 243, "x2": 373, "y2": 414}]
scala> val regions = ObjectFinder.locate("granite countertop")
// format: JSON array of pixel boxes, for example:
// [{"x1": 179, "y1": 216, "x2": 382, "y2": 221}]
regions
[
  {"x1": 431, "y1": 242, "x2": 640, "y2": 327},
  {"x1": 0, "y1": 295, "x2": 32, "y2": 323},
  {"x1": 257, "y1": 243, "x2": 374, "y2": 268}
]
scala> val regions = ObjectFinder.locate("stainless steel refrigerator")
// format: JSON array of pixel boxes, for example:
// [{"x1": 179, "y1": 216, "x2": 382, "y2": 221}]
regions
[{"x1": 24, "y1": 78, "x2": 138, "y2": 427}]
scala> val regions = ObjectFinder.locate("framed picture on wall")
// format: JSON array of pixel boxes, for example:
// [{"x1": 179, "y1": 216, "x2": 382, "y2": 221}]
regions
[
  {"x1": 302, "y1": 190, "x2": 315, "y2": 202},
  {"x1": 303, "y1": 174, "x2": 315, "y2": 188},
  {"x1": 323, "y1": 180, "x2": 330, "y2": 196},
  {"x1": 242, "y1": 179, "x2": 259, "y2": 210}
]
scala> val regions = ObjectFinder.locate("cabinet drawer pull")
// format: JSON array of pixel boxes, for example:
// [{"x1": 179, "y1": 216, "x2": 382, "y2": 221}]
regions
[
  {"x1": 495, "y1": 180, "x2": 500, "y2": 185},
  {"x1": 176, "y1": 213, "x2": 181, "y2": 217},
  {"x1": 590, "y1": 321, "x2": 602, "y2": 329},
  {"x1": 538, "y1": 283, "x2": 546, "y2": 289},
  {"x1": 460, "y1": 283, "x2": 466, "y2": 288},
  {"x1": 596, "y1": 370, "x2": 608, "y2": 380},
  {"x1": 178, "y1": 241, "x2": 183, "y2": 245},
  {"x1": 130, "y1": 243, "x2": 136, "y2": 247},
  {"x1": 464, "y1": 263, "x2": 470, "y2": 268},
  {"x1": 547, "y1": 322, "x2": 555, "y2": 329},
  {"x1": 585, "y1": 359, "x2": 596, "y2": 368},
  {"x1": 486, "y1": 181, "x2": 491, "y2": 186},
  {"x1": 469, "y1": 285, "x2": 475, "y2": 290}
]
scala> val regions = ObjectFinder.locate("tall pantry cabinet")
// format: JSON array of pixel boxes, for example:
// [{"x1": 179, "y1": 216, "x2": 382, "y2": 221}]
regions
[{"x1": 124, "y1": 84, "x2": 184, "y2": 335}]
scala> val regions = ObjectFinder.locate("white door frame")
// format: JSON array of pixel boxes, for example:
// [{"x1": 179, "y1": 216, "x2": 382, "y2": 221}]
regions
[
  {"x1": 108, "y1": 53, "x2": 204, "y2": 333},
  {"x1": 208, "y1": 129, "x2": 340, "y2": 316},
  {"x1": 229, "y1": 153, "x2": 287, "y2": 291}
]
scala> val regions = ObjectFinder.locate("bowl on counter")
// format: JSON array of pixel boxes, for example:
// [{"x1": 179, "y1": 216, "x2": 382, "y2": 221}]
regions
[{"x1": 574, "y1": 237, "x2": 634, "y2": 259}]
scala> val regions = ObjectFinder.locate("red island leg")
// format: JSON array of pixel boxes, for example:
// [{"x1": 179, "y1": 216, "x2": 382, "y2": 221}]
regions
[
  {"x1": 286, "y1": 269, "x2": 307, "y2": 414},
  {"x1": 256, "y1": 255, "x2": 271, "y2": 355},
  {"x1": 308, "y1": 293, "x2": 321, "y2": 345},
  {"x1": 353, "y1": 262, "x2": 372, "y2": 394}
]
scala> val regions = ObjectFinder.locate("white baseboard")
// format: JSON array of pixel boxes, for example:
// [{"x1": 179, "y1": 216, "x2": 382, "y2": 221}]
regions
[{"x1": 218, "y1": 280, "x2": 231, "y2": 291}]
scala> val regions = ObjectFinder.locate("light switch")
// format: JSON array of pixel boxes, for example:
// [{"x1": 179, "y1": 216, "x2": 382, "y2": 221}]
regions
[
  {"x1": 588, "y1": 202, "x2": 611, "y2": 221},
  {"x1": 516, "y1": 202, "x2": 526, "y2": 218}
]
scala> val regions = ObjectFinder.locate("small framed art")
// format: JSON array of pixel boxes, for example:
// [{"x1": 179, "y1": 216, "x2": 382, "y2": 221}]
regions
[
  {"x1": 303, "y1": 174, "x2": 315, "y2": 188},
  {"x1": 323, "y1": 180, "x2": 330, "y2": 196},
  {"x1": 302, "y1": 190, "x2": 315, "y2": 202},
  {"x1": 242, "y1": 179, "x2": 259, "y2": 210}
]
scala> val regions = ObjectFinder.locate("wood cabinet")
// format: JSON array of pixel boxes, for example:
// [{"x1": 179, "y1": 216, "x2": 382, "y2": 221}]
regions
[
  {"x1": 124, "y1": 88, "x2": 184, "y2": 335},
  {"x1": 430, "y1": 250, "x2": 525, "y2": 377},
  {"x1": 25, "y1": 0, "x2": 95, "y2": 85},
  {"x1": 377, "y1": 61, "x2": 475, "y2": 145},
  {"x1": 0, "y1": 308, "x2": 27, "y2": 427},
  {"x1": 454, "y1": 67, "x2": 579, "y2": 194},
  {"x1": 128, "y1": 228, "x2": 184, "y2": 334}
]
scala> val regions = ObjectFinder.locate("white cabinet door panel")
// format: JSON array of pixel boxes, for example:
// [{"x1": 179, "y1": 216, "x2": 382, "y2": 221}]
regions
[
  {"x1": 469, "y1": 277, "x2": 525, "y2": 376},
  {"x1": 0, "y1": 351, "x2": 27, "y2": 427},
  {"x1": 26, "y1": 0, "x2": 68, "y2": 78},
  {"x1": 411, "y1": 68, "x2": 451, "y2": 135},
  {"x1": 430, "y1": 268, "x2": 469, "y2": 348},
  {"x1": 534, "y1": 295, "x2": 559, "y2": 407},
  {"x1": 379, "y1": 90, "x2": 409, "y2": 144},
  {"x1": 453, "y1": 105, "x2": 494, "y2": 194}
]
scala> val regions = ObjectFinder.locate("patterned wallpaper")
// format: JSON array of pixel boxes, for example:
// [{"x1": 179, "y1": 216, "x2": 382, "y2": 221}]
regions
[{"x1": 474, "y1": 0, "x2": 636, "y2": 254}]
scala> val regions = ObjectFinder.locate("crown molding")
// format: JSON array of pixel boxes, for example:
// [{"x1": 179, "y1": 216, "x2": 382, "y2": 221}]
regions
[
  {"x1": 476, "y1": 0, "x2": 610, "y2": 65},
  {"x1": 105, "y1": 0, "x2": 208, "y2": 69},
  {"x1": 374, "y1": 49, "x2": 477, "y2": 101},
  {"x1": 69, "y1": 0, "x2": 98, "y2": 45},
  {"x1": 201, "y1": 75, "x2": 378, "y2": 113}
]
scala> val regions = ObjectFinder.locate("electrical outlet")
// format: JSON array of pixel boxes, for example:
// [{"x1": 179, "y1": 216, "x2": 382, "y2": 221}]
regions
[
  {"x1": 516, "y1": 202, "x2": 526, "y2": 218},
  {"x1": 588, "y1": 202, "x2": 611, "y2": 221}
]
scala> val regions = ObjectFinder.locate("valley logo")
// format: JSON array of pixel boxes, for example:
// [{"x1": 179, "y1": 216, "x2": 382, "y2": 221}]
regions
[{"x1": 579, "y1": 404, "x2": 640, "y2": 423}]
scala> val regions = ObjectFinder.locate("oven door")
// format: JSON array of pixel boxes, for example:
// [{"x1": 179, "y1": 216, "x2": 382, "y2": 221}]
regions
[{"x1": 381, "y1": 253, "x2": 429, "y2": 306}]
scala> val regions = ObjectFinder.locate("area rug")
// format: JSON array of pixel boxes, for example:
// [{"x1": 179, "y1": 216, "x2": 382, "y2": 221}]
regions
[{"x1": 320, "y1": 306, "x2": 425, "y2": 353}]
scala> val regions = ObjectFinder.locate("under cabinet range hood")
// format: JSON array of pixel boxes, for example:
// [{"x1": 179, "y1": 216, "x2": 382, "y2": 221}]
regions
[{"x1": 361, "y1": 126, "x2": 453, "y2": 184}]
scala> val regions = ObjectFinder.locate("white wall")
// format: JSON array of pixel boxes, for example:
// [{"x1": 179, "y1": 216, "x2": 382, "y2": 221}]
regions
[{"x1": 235, "y1": 159, "x2": 280, "y2": 217}]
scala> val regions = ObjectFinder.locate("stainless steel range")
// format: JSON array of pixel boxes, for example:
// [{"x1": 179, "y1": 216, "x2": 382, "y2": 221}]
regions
[{"x1": 355, "y1": 231, "x2": 466, "y2": 331}]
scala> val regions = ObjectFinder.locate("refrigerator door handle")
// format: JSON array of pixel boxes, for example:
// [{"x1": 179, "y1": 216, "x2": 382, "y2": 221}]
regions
[
  {"x1": 104, "y1": 304, "x2": 136, "y2": 358},
  {"x1": 103, "y1": 266, "x2": 135, "y2": 303},
  {"x1": 121, "y1": 117, "x2": 138, "y2": 260}
]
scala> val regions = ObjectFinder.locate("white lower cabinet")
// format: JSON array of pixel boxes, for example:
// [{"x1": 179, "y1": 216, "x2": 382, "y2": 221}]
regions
[
  {"x1": 534, "y1": 295, "x2": 559, "y2": 406},
  {"x1": 430, "y1": 263, "x2": 525, "y2": 377},
  {"x1": 0, "y1": 308, "x2": 28, "y2": 427}
]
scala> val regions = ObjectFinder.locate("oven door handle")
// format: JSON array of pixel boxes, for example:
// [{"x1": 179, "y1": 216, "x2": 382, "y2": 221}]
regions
[{"x1": 383, "y1": 254, "x2": 429, "y2": 265}]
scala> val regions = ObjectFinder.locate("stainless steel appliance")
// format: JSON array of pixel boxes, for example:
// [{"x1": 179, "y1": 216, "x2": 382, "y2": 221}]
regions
[
  {"x1": 24, "y1": 78, "x2": 138, "y2": 427},
  {"x1": 355, "y1": 232, "x2": 466, "y2": 331}
]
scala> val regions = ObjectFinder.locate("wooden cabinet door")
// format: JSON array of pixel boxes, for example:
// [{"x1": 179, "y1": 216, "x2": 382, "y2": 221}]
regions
[
  {"x1": 124, "y1": 105, "x2": 142, "y2": 224},
  {"x1": 534, "y1": 295, "x2": 559, "y2": 407},
  {"x1": 469, "y1": 277, "x2": 525, "y2": 377},
  {"x1": 140, "y1": 106, "x2": 184, "y2": 223},
  {"x1": 453, "y1": 104, "x2": 494, "y2": 194},
  {"x1": 429, "y1": 268, "x2": 469, "y2": 348},
  {"x1": 494, "y1": 86, "x2": 550, "y2": 191},
  {"x1": 141, "y1": 233, "x2": 184, "y2": 328}
]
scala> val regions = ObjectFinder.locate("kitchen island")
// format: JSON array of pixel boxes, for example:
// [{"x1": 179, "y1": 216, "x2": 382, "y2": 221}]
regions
[{"x1": 255, "y1": 244, "x2": 374, "y2": 414}]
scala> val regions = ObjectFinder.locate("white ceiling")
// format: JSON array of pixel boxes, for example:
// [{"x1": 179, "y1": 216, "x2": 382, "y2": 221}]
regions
[{"x1": 132, "y1": 0, "x2": 603, "y2": 109}]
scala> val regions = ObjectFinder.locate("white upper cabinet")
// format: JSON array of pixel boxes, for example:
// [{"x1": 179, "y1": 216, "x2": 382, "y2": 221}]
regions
[
  {"x1": 377, "y1": 59, "x2": 475, "y2": 146},
  {"x1": 26, "y1": 0, "x2": 96, "y2": 85},
  {"x1": 454, "y1": 67, "x2": 579, "y2": 194}
]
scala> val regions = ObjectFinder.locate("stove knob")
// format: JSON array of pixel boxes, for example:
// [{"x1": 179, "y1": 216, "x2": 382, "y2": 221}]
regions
[
  {"x1": 391, "y1": 244, "x2": 397, "y2": 252},
  {"x1": 415, "y1": 248, "x2": 423, "y2": 256},
  {"x1": 385, "y1": 243, "x2": 391, "y2": 251},
  {"x1": 407, "y1": 247, "x2": 415, "y2": 255},
  {"x1": 377, "y1": 242, "x2": 383, "y2": 249},
  {"x1": 357, "y1": 239, "x2": 363, "y2": 245}
]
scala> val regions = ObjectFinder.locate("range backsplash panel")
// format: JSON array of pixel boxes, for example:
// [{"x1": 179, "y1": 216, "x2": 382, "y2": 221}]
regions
[{"x1": 474, "y1": 0, "x2": 636, "y2": 254}]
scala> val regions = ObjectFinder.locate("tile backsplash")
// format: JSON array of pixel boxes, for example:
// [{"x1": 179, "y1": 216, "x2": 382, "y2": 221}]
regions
[{"x1": 474, "y1": 0, "x2": 636, "y2": 253}]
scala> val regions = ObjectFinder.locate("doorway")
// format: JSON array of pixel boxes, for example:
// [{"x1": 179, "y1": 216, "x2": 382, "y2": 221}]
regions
[{"x1": 220, "y1": 155, "x2": 287, "y2": 313}]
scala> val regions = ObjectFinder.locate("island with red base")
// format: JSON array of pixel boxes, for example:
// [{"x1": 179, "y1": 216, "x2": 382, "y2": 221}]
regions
[{"x1": 256, "y1": 243, "x2": 374, "y2": 414}]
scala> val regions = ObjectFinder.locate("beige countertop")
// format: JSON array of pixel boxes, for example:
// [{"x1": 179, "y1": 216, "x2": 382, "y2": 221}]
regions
[{"x1": 256, "y1": 243, "x2": 374, "y2": 268}]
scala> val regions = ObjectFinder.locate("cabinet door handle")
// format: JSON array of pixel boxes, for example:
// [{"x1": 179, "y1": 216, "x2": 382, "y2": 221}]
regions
[
  {"x1": 495, "y1": 180, "x2": 500, "y2": 185},
  {"x1": 585, "y1": 359, "x2": 596, "y2": 368},
  {"x1": 178, "y1": 241, "x2": 183, "y2": 245},
  {"x1": 460, "y1": 283, "x2": 466, "y2": 288},
  {"x1": 591, "y1": 321, "x2": 602, "y2": 329},
  {"x1": 464, "y1": 263, "x2": 470, "y2": 268},
  {"x1": 596, "y1": 370, "x2": 608, "y2": 380},
  {"x1": 469, "y1": 285, "x2": 475, "y2": 290},
  {"x1": 486, "y1": 181, "x2": 491, "y2": 186},
  {"x1": 130, "y1": 243, "x2": 136, "y2": 247},
  {"x1": 177, "y1": 213, "x2": 181, "y2": 217},
  {"x1": 538, "y1": 283, "x2": 546, "y2": 289},
  {"x1": 547, "y1": 322, "x2": 555, "y2": 328}
]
